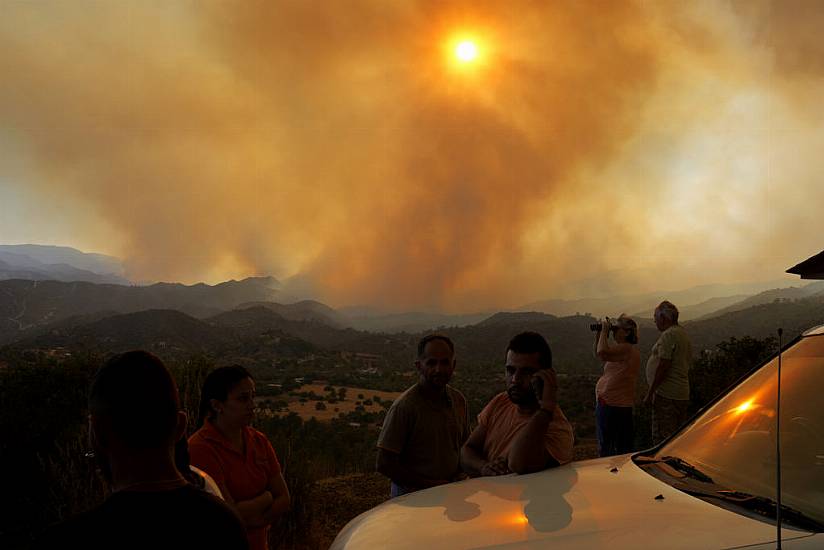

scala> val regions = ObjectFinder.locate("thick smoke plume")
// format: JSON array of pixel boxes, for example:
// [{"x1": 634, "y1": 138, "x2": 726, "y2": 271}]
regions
[{"x1": 1, "y1": 1, "x2": 823, "y2": 310}]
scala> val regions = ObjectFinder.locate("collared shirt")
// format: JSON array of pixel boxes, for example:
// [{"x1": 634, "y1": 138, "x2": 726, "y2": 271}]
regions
[
  {"x1": 189, "y1": 421, "x2": 281, "y2": 550},
  {"x1": 478, "y1": 393, "x2": 574, "y2": 466},
  {"x1": 377, "y1": 383, "x2": 470, "y2": 487},
  {"x1": 646, "y1": 324, "x2": 692, "y2": 401}
]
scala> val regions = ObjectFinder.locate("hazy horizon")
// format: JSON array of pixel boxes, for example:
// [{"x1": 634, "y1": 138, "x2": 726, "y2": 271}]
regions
[
  {"x1": 3, "y1": 1, "x2": 823, "y2": 311},
  {"x1": 0, "y1": 240, "x2": 813, "y2": 318}
]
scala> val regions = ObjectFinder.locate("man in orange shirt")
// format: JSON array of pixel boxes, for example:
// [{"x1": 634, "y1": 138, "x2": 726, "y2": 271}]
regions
[{"x1": 462, "y1": 332, "x2": 574, "y2": 476}]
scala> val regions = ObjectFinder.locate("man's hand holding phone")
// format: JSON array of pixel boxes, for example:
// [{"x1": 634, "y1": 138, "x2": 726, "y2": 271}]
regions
[{"x1": 531, "y1": 369, "x2": 558, "y2": 412}]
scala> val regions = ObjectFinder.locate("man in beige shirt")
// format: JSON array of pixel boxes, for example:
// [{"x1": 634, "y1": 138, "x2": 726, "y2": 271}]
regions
[{"x1": 644, "y1": 300, "x2": 693, "y2": 444}]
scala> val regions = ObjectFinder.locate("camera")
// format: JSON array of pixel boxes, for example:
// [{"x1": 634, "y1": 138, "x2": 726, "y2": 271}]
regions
[{"x1": 590, "y1": 318, "x2": 616, "y2": 332}]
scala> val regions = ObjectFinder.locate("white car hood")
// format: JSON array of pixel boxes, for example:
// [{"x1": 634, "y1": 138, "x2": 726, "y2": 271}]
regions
[{"x1": 332, "y1": 455, "x2": 814, "y2": 549}]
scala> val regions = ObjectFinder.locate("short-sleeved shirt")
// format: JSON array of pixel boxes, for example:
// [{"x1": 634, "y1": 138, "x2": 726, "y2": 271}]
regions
[
  {"x1": 377, "y1": 383, "x2": 470, "y2": 485},
  {"x1": 646, "y1": 324, "x2": 693, "y2": 401},
  {"x1": 478, "y1": 393, "x2": 574, "y2": 466},
  {"x1": 596, "y1": 346, "x2": 641, "y2": 407},
  {"x1": 41, "y1": 484, "x2": 249, "y2": 550},
  {"x1": 189, "y1": 421, "x2": 281, "y2": 550}
]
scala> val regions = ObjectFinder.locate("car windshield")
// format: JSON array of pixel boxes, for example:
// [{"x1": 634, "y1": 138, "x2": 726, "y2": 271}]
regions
[{"x1": 653, "y1": 333, "x2": 824, "y2": 525}]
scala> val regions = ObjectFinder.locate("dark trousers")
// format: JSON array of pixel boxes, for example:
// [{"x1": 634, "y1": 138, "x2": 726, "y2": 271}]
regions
[
  {"x1": 596, "y1": 401, "x2": 634, "y2": 457},
  {"x1": 651, "y1": 395, "x2": 690, "y2": 445}
]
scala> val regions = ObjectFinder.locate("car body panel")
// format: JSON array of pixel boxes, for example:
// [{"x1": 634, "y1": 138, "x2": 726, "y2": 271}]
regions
[
  {"x1": 189, "y1": 465, "x2": 223, "y2": 500},
  {"x1": 332, "y1": 455, "x2": 814, "y2": 549},
  {"x1": 802, "y1": 324, "x2": 824, "y2": 337}
]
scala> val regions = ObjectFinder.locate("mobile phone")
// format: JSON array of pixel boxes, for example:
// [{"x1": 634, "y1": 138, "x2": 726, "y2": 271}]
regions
[{"x1": 530, "y1": 376, "x2": 544, "y2": 400}]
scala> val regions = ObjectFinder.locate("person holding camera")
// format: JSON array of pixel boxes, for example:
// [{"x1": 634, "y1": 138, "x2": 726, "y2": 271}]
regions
[{"x1": 592, "y1": 315, "x2": 640, "y2": 456}]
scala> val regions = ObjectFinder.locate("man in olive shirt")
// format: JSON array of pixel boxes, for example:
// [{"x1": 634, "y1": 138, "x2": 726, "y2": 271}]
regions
[
  {"x1": 644, "y1": 301, "x2": 693, "y2": 443},
  {"x1": 376, "y1": 334, "x2": 470, "y2": 497}
]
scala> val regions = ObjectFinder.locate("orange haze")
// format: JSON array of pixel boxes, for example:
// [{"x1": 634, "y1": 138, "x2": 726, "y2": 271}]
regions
[{"x1": 1, "y1": 1, "x2": 823, "y2": 311}]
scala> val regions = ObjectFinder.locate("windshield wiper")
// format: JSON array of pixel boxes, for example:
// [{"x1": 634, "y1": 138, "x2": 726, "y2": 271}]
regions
[
  {"x1": 636, "y1": 455, "x2": 824, "y2": 532},
  {"x1": 682, "y1": 489, "x2": 824, "y2": 532},
  {"x1": 635, "y1": 455, "x2": 714, "y2": 484}
]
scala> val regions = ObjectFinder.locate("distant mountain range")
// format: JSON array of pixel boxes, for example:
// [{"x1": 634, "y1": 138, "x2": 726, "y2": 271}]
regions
[
  {"x1": 631, "y1": 294, "x2": 750, "y2": 321},
  {"x1": 0, "y1": 244, "x2": 128, "y2": 285},
  {"x1": 519, "y1": 279, "x2": 808, "y2": 320},
  {"x1": 4, "y1": 278, "x2": 824, "y2": 376},
  {"x1": 695, "y1": 281, "x2": 824, "y2": 319},
  {"x1": 0, "y1": 277, "x2": 280, "y2": 345},
  {"x1": 2, "y1": 268, "x2": 823, "y2": 349},
  {"x1": 0, "y1": 244, "x2": 123, "y2": 275},
  {"x1": 237, "y1": 300, "x2": 349, "y2": 328},
  {"x1": 2, "y1": 243, "x2": 821, "y2": 343},
  {"x1": 338, "y1": 308, "x2": 493, "y2": 333}
]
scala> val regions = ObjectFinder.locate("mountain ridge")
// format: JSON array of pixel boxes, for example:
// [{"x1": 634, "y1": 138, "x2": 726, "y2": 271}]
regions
[
  {"x1": 520, "y1": 279, "x2": 805, "y2": 319},
  {"x1": 0, "y1": 277, "x2": 281, "y2": 344},
  {"x1": 0, "y1": 244, "x2": 124, "y2": 279}
]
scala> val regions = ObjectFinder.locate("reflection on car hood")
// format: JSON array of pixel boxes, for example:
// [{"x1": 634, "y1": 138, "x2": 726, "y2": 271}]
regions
[{"x1": 332, "y1": 455, "x2": 814, "y2": 549}]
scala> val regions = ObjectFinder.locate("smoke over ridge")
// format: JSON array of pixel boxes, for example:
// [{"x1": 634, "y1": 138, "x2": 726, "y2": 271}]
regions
[{"x1": 1, "y1": 1, "x2": 823, "y2": 311}]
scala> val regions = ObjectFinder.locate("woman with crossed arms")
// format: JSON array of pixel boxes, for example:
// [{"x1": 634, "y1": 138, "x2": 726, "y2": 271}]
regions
[{"x1": 189, "y1": 366, "x2": 290, "y2": 550}]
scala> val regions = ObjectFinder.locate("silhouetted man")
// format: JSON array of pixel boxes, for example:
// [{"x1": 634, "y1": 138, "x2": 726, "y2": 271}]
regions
[
  {"x1": 462, "y1": 332, "x2": 574, "y2": 476},
  {"x1": 43, "y1": 351, "x2": 248, "y2": 549},
  {"x1": 644, "y1": 301, "x2": 693, "y2": 443},
  {"x1": 376, "y1": 334, "x2": 470, "y2": 497}
]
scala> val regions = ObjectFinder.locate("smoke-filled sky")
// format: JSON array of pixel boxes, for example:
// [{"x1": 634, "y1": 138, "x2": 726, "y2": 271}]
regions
[{"x1": 1, "y1": 1, "x2": 823, "y2": 311}]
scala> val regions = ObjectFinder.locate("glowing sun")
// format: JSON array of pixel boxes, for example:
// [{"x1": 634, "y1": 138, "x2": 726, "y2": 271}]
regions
[{"x1": 454, "y1": 40, "x2": 479, "y2": 63}]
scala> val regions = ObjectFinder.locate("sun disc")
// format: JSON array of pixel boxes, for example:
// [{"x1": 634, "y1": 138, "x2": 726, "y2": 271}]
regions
[{"x1": 455, "y1": 40, "x2": 478, "y2": 63}]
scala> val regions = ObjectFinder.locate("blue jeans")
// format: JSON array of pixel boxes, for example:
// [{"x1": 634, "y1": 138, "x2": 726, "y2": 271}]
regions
[
  {"x1": 595, "y1": 401, "x2": 634, "y2": 457},
  {"x1": 390, "y1": 481, "x2": 414, "y2": 498}
]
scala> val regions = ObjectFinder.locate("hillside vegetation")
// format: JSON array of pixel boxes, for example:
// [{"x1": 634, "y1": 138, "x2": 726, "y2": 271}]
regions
[{"x1": 2, "y1": 279, "x2": 823, "y2": 549}]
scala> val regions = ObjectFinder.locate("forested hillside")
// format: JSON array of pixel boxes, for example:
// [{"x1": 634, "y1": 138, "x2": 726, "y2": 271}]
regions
[{"x1": 2, "y1": 286, "x2": 823, "y2": 549}]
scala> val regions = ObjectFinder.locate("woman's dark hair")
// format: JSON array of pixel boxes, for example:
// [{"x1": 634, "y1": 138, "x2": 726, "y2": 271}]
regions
[{"x1": 197, "y1": 365, "x2": 254, "y2": 426}]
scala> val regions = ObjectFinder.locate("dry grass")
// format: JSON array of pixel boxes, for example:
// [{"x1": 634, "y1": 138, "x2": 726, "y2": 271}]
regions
[
  {"x1": 270, "y1": 384, "x2": 403, "y2": 422},
  {"x1": 292, "y1": 472, "x2": 390, "y2": 550}
]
